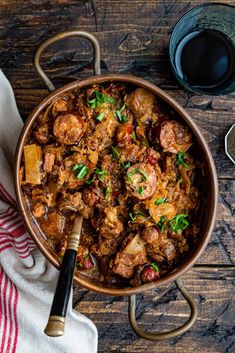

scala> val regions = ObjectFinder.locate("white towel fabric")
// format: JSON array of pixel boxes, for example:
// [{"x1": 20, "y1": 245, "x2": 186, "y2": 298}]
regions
[{"x1": 0, "y1": 70, "x2": 98, "y2": 353}]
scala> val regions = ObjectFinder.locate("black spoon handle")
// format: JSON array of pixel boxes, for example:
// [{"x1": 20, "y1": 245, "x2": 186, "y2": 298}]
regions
[{"x1": 44, "y1": 216, "x2": 83, "y2": 337}]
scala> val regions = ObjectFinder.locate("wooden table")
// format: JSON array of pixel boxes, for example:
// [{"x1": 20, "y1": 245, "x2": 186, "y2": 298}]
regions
[{"x1": 1, "y1": 0, "x2": 234, "y2": 351}]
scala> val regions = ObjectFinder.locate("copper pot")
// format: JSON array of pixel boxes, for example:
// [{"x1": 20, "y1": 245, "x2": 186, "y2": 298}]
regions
[{"x1": 14, "y1": 31, "x2": 218, "y2": 340}]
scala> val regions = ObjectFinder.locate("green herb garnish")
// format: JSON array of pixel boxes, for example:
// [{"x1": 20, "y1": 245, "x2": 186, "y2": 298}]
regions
[
  {"x1": 127, "y1": 168, "x2": 147, "y2": 184},
  {"x1": 169, "y1": 214, "x2": 189, "y2": 234},
  {"x1": 139, "y1": 169, "x2": 147, "y2": 182},
  {"x1": 88, "y1": 91, "x2": 116, "y2": 108},
  {"x1": 95, "y1": 168, "x2": 107, "y2": 180},
  {"x1": 112, "y1": 146, "x2": 120, "y2": 161},
  {"x1": 122, "y1": 161, "x2": 131, "y2": 170},
  {"x1": 127, "y1": 168, "x2": 139, "y2": 184},
  {"x1": 137, "y1": 186, "x2": 144, "y2": 195},
  {"x1": 115, "y1": 104, "x2": 127, "y2": 122},
  {"x1": 96, "y1": 112, "x2": 105, "y2": 122},
  {"x1": 128, "y1": 211, "x2": 145, "y2": 221},
  {"x1": 129, "y1": 212, "x2": 136, "y2": 221},
  {"x1": 73, "y1": 164, "x2": 89, "y2": 179},
  {"x1": 176, "y1": 151, "x2": 189, "y2": 168},
  {"x1": 105, "y1": 186, "x2": 111, "y2": 196},
  {"x1": 85, "y1": 176, "x2": 94, "y2": 185},
  {"x1": 150, "y1": 262, "x2": 159, "y2": 272},
  {"x1": 155, "y1": 197, "x2": 167, "y2": 205},
  {"x1": 131, "y1": 132, "x2": 137, "y2": 139},
  {"x1": 158, "y1": 216, "x2": 166, "y2": 232}
]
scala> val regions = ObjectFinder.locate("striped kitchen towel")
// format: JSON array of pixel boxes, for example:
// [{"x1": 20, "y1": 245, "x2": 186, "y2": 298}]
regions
[{"x1": 0, "y1": 70, "x2": 98, "y2": 353}]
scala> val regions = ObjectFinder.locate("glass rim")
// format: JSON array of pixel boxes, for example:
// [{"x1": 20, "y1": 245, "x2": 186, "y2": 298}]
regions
[{"x1": 169, "y1": 2, "x2": 235, "y2": 95}]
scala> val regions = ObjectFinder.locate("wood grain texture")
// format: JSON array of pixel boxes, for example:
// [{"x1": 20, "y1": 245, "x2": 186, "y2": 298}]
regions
[{"x1": 1, "y1": 0, "x2": 234, "y2": 351}]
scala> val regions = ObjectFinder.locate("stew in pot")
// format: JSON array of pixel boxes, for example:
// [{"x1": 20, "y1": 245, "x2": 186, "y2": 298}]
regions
[{"x1": 20, "y1": 82, "x2": 202, "y2": 287}]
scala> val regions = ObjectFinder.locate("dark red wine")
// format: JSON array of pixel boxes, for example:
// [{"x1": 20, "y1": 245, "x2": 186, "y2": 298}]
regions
[{"x1": 174, "y1": 29, "x2": 235, "y2": 91}]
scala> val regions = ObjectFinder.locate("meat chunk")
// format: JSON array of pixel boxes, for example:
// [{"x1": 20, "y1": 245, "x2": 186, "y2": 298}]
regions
[
  {"x1": 52, "y1": 96, "x2": 74, "y2": 116},
  {"x1": 53, "y1": 113, "x2": 85, "y2": 145},
  {"x1": 41, "y1": 212, "x2": 65, "y2": 238},
  {"x1": 43, "y1": 152, "x2": 55, "y2": 173},
  {"x1": 34, "y1": 123, "x2": 49, "y2": 145},
  {"x1": 112, "y1": 234, "x2": 147, "y2": 278},
  {"x1": 125, "y1": 163, "x2": 157, "y2": 200},
  {"x1": 159, "y1": 121, "x2": 192, "y2": 153},
  {"x1": 118, "y1": 144, "x2": 147, "y2": 164},
  {"x1": 58, "y1": 192, "x2": 93, "y2": 219},
  {"x1": 31, "y1": 187, "x2": 53, "y2": 207},
  {"x1": 125, "y1": 88, "x2": 155, "y2": 118},
  {"x1": 58, "y1": 153, "x2": 93, "y2": 189},
  {"x1": 116, "y1": 123, "x2": 133, "y2": 146},
  {"x1": 140, "y1": 147, "x2": 160, "y2": 166},
  {"x1": 82, "y1": 187, "x2": 100, "y2": 207},
  {"x1": 141, "y1": 226, "x2": 161, "y2": 246},
  {"x1": 32, "y1": 202, "x2": 46, "y2": 218},
  {"x1": 91, "y1": 236, "x2": 122, "y2": 257},
  {"x1": 149, "y1": 237, "x2": 176, "y2": 263},
  {"x1": 97, "y1": 207, "x2": 123, "y2": 238}
]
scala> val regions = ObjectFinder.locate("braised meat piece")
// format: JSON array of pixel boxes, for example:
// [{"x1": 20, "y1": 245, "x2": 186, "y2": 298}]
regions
[
  {"x1": 125, "y1": 88, "x2": 155, "y2": 118},
  {"x1": 41, "y1": 212, "x2": 65, "y2": 238},
  {"x1": 34, "y1": 123, "x2": 49, "y2": 145},
  {"x1": 116, "y1": 123, "x2": 133, "y2": 146},
  {"x1": 125, "y1": 163, "x2": 157, "y2": 200},
  {"x1": 82, "y1": 186, "x2": 101, "y2": 207},
  {"x1": 32, "y1": 202, "x2": 46, "y2": 218},
  {"x1": 97, "y1": 207, "x2": 123, "y2": 238},
  {"x1": 58, "y1": 192, "x2": 93, "y2": 219},
  {"x1": 53, "y1": 113, "x2": 85, "y2": 145},
  {"x1": 43, "y1": 152, "x2": 55, "y2": 173},
  {"x1": 112, "y1": 234, "x2": 147, "y2": 278},
  {"x1": 159, "y1": 121, "x2": 192, "y2": 153}
]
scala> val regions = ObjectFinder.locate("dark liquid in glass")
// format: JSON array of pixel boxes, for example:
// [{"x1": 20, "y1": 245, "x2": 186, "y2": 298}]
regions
[{"x1": 174, "y1": 29, "x2": 235, "y2": 92}]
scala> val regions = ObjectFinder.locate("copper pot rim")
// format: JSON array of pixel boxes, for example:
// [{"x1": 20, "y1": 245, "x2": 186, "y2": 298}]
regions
[{"x1": 14, "y1": 74, "x2": 218, "y2": 296}]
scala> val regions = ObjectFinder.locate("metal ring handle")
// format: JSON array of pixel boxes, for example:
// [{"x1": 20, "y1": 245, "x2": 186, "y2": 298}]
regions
[
  {"x1": 128, "y1": 278, "x2": 198, "y2": 341},
  {"x1": 33, "y1": 30, "x2": 101, "y2": 92}
]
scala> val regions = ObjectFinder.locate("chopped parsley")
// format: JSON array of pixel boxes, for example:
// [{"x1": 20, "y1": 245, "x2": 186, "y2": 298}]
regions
[
  {"x1": 139, "y1": 169, "x2": 147, "y2": 182},
  {"x1": 95, "y1": 168, "x2": 107, "y2": 180},
  {"x1": 105, "y1": 186, "x2": 111, "y2": 197},
  {"x1": 131, "y1": 131, "x2": 137, "y2": 139},
  {"x1": 137, "y1": 186, "x2": 144, "y2": 195},
  {"x1": 122, "y1": 161, "x2": 131, "y2": 170},
  {"x1": 96, "y1": 112, "x2": 105, "y2": 122},
  {"x1": 158, "y1": 216, "x2": 166, "y2": 232},
  {"x1": 85, "y1": 176, "x2": 94, "y2": 185},
  {"x1": 112, "y1": 146, "x2": 120, "y2": 161},
  {"x1": 127, "y1": 168, "x2": 139, "y2": 184},
  {"x1": 88, "y1": 91, "x2": 116, "y2": 109},
  {"x1": 150, "y1": 262, "x2": 159, "y2": 272},
  {"x1": 128, "y1": 211, "x2": 145, "y2": 222},
  {"x1": 115, "y1": 104, "x2": 127, "y2": 122},
  {"x1": 127, "y1": 168, "x2": 148, "y2": 184},
  {"x1": 169, "y1": 214, "x2": 189, "y2": 234},
  {"x1": 176, "y1": 151, "x2": 189, "y2": 168},
  {"x1": 73, "y1": 164, "x2": 89, "y2": 179},
  {"x1": 155, "y1": 197, "x2": 167, "y2": 205}
]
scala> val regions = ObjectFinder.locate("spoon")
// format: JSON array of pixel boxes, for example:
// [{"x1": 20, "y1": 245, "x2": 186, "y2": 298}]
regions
[{"x1": 44, "y1": 215, "x2": 83, "y2": 337}]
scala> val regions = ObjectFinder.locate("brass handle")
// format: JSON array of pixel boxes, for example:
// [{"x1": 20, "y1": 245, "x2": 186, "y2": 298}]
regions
[
  {"x1": 33, "y1": 30, "x2": 101, "y2": 92},
  {"x1": 128, "y1": 278, "x2": 198, "y2": 341}
]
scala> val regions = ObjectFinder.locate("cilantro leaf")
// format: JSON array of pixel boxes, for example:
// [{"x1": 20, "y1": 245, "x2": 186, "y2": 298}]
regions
[{"x1": 176, "y1": 151, "x2": 189, "y2": 168}]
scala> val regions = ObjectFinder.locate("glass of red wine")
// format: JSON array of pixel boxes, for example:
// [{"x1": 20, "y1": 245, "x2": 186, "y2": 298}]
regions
[{"x1": 169, "y1": 3, "x2": 235, "y2": 95}]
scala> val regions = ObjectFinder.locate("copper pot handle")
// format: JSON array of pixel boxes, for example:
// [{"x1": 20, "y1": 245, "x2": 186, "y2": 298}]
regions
[
  {"x1": 33, "y1": 30, "x2": 101, "y2": 92},
  {"x1": 128, "y1": 278, "x2": 198, "y2": 341}
]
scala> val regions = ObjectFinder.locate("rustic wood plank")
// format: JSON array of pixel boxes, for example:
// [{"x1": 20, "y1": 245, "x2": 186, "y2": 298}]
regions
[{"x1": 73, "y1": 267, "x2": 235, "y2": 353}]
